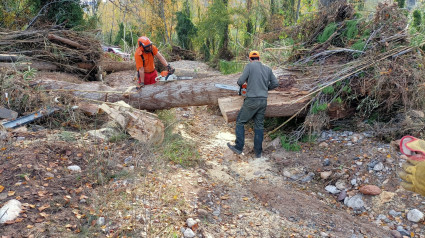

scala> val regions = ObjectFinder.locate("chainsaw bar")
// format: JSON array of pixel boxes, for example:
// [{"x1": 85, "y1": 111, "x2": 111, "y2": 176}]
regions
[
  {"x1": 215, "y1": 83, "x2": 246, "y2": 96},
  {"x1": 155, "y1": 74, "x2": 193, "y2": 82},
  {"x1": 215, "y1": 84, "x2": 239, "y2": 92}
]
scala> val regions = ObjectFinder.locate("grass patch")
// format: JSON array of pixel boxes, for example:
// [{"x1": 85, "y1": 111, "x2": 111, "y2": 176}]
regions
[
  {"x1": 157, "y1": 109, "x2": 200, "y2": 167},
  {"x1": 280, "y1": 134, "x2": 301, "y2": 151},
  {"x1": 219, "y1": 60, "x2": 245, "y2": 75},
  {"x1": 162, "y1": 133, "x2": 199, "y2": 167},
  {"x1": 59, "y1": 131, "x2": 76, "y2": 142}
]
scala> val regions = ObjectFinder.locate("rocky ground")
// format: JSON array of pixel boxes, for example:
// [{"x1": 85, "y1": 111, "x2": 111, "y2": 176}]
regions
[{"x1": 0, "y1": 61, "x2": 424, "y2": 238}]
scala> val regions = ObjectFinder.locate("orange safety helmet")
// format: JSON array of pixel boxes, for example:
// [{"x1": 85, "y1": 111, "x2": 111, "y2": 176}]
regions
[
  {"x1": 138, "y1": 36, "x2": 153, "y2": 51},
  {"x1": 249, "y1": 51, "x2": 260, "y2": 58}
]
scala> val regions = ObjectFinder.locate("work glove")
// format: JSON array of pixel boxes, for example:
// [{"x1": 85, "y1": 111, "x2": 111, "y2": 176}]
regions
[
  {"x1": 398, "y1": 158, "x2": 425, "y2": 196},
  {"x1": 167, "y1": 64, "x2": 175, "y2": 74}
]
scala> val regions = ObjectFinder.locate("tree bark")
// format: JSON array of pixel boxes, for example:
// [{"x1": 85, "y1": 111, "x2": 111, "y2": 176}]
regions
[
  {"x1": 34, "y1": 71, "x2": 310, "y2": 120},
  {"x1": 47, "y1": 34, "x2": 89, "y2": 50},
  {"x1": 217, "y1": 90, "x2": 310, "y2": 122}
]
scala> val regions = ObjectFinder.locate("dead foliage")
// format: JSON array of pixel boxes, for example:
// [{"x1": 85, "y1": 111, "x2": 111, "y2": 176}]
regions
[
  {"x1": 282, "y1": 1, "x2": 425, "y2": 139},
  {"x1": 0, "y1": 29, "x2": 102, "y2": 80}
]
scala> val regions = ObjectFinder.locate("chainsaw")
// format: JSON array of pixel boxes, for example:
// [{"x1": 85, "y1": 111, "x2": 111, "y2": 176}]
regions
[
  {"x1": 215, "y1": 83, "x2": 247, "y2": 96},
  {"x1": 155, "y1": 67, "x2": 193, "y2": 82}
]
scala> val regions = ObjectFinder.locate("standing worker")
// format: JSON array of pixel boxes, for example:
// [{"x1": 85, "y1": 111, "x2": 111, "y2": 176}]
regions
[
  {"x1": 227, "y1": 51, "x2": 279, "y2": 158},
  {"x1": 135, "y1": 36, "x2": 173, "y2": 88}
]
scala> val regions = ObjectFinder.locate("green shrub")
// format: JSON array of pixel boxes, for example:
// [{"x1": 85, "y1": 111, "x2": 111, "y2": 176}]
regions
[
  {"x1": 318, "y1": 22, "x2": 337, "y2": 43},
  {"x1": 343, "y1": 20, "x2": 359, "y2": 40},
  {"x1": 280, "y1": 135, "x2": 301, "y2": 151},
  {"x1": 322, "y1": 86, "x2": 335, "y2": 94},
  {"x1": 413, "y1": 10, "x2": 422, "y2": 30},
  {"x1": 311, "y1": 102, "x2": 328, "y2": 114}
]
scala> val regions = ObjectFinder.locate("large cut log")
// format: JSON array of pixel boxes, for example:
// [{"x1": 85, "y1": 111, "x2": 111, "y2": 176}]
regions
[
  {"x1": 218, "y1": 90, "x2": 310, "y2": 122},
  {"x1": 99, "y1": 101, "x2": 164, "y2": 145},
  {"x1": 100, "y1": 60, "x2": 134, "y2": 72},
  {"x1": 0, "y1": 61, "x2": 58, "y2": 72},
  {"x1": 34, "y1": 72, "x2": 310, "y2": 116}
]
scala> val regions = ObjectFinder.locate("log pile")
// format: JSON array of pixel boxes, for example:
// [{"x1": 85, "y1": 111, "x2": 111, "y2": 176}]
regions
[{"x1": 0, "y1": 29, "x2": 102, "y2": 79}]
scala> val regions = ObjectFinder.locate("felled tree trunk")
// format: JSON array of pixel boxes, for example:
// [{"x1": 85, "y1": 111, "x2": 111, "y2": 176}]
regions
[
  {"x1": 34, "y1": 72, "x2": 310, "y2": 119},
  {"x1": 218, "y1": 90, "x2": 310, "y2": 122}
]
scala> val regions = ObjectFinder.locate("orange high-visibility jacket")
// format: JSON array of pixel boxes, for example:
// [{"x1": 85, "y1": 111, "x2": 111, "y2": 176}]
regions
[{"x1": 135, "y1": 45, "x2": 159, "y2": 73}]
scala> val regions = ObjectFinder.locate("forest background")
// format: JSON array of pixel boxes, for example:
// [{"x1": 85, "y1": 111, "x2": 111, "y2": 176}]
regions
[{"x1": 2, "y1": 0, "x2": 418, "y2": 73}]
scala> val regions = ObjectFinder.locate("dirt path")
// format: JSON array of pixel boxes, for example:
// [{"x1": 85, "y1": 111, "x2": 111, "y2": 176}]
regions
[{"x1": 170, "y1": 104, "x2": 393, "y2": 237}]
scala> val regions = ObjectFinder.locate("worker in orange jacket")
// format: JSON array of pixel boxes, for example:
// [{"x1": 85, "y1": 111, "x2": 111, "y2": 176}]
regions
[{"x1": 135, "y1": 36, "x2": 173, "y2": 88}]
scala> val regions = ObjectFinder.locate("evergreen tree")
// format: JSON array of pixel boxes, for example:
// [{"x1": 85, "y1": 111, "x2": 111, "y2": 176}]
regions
[{"x1": 175, "y1": 0, "x2": 197, "y2": 50}]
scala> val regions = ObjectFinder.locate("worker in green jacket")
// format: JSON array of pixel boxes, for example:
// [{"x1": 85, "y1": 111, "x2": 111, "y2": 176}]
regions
[{"x1": 227, "y1": 51, "x2": 279, "y2": 158}]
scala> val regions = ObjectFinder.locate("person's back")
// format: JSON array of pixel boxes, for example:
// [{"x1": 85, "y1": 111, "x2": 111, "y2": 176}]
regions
[{"x1": 237, "y1": 61, "x2": 277, "y2": 98}]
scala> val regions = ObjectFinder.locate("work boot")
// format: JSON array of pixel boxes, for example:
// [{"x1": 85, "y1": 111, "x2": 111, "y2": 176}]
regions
[
  {"x1": 227, "y1": 142, "x2": 242, "y2": 155},
  {"x1": 228, "y1": 125, "x2": 245, "y2": 155},
  {"x1": 254, "y1": 129, "x2": 264, "y2": 158}
]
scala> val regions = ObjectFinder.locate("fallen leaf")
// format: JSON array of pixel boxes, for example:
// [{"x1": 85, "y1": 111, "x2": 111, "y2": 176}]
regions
[
  {"x1": 220, "y1": 195, "x2": 230, "y2": 200},
  {"x1": 27, "y1": 225, "x2": 34, "y2": 229},
  {"x1": 38, "y1": 204, "x2": 50, "y2": 212},
  {"x1": 39, "y1": 212, "x2": 49, "y2": 218},
  {"x1": 65, "y1": 224, "x2": 73, "y2": 228},
  {"x1": 8, "y1": 191, "x2": 15, "y2": 196},
  {"x1": 15, "y1": 218, "x2": 24, "y2": 223},
  {"x1": 242, "y1": 197, "x2": 249, "y2": 201},
  {"x1": 79, "y1": 195, "x2": 88, "y2": 200},
  {"x1": 0, "y1": 185, "x2": 4, "y2": 192}
]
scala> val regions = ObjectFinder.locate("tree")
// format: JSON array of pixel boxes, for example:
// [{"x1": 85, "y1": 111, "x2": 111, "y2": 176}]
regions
[
  {"x1": 244, "y1": 0, "x2": 253, "y2": 47},
  {"x1": 30, "y1": 0, "x2": 85, "y2": 29},
  {"x1": 175, "y1": 0, "x2": 197, "y2": 50}
]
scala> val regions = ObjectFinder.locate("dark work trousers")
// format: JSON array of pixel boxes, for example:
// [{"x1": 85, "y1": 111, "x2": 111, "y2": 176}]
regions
[{"x1": 234, "y1": 97, "x2": 267, "y2": 155}]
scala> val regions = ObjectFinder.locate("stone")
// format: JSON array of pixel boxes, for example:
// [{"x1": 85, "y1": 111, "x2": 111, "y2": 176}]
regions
[
  {"x1": 396, "y1": 226, "x2": 409, "y2": 236},
  {"x1": 0, "y1": 107, "x2": 18, "y2": 120},
  {"x1": 351, "y1": 178, "x2": 357, "y2": 186},
  {"x1": 344, "y1": 194, "x2": 364, "y2": 210},
  {"x1": 186, "y1": 218, "x2": 197, "y2": 228},
  {"x1": 380, "y1": 191, "x2": 395, "y2": 204},
  {"x1": 301, "y1": 172, "x2": 315, "y2": 182},
  {"x1": 359, "y1": 185, "x2": 381, "y2": 195},
  {"x1": 320, "y1": 171, "x2": 332, "y2": 180},
  {"x1": 337, "y1": 190, "x2": 347, "y2": 201},
  {"x1": 183, "y1": 228, "x2": 195, "y2": 238},
  {"x1": 407, "y1": 209, "x2": 424, "y2": 223},
  {"x1": 389, "y1": 210, "x2": 402, "y2": 217},
  {"x1": 197, "y1": 209, "x2": 208, "y2": 218},
  {"x1": 67, "y1": 165, "x2": 82, "y2": 172},
  {"x1": 319, "y1": 142, "x2": 328, "y2": 147},
  {"x1": 335, "y1": 180, "x2": 347, "y2": 190},
  {"x1": 87, "y1": 128, "x2": 119, "y2": 141},
  {"x1": 320, "y1": 232, "x2": 329, "y2": 237},
  {"x1": 390, "y1": 230, "x2": 402, "y2": 238},
  {"x1": 97, "y1": 217, "x2": 105, "y2": 226},
  {"x1": 266, "y1": 137, "x2": 281, "y2": 151},
  {"x1": 0, "y1": 199, "x2": 22, "y2": 223},
  {"x1": 325, "y1": 185, "x2": 340, "y2": 194},
  {"x1": 323, "y1": 159, "x2": 330, "y2": 166},
  {"x1": 373, "y1": 162, "x2": 384, "y2": 171}
]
